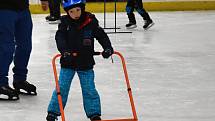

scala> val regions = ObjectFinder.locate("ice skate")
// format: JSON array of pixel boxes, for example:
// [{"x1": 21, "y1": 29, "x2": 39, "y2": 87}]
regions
[
  {"x1": 90, "y1": 115, "x2": 101, "y2": 121},
  {"x1": 0, "y1": 85, "x2": 19, "y2": 101},
  {"x1": 13, "y1": 81, "x2": 37, "y2": 95},
  {"x1": 143, "y1": 19, "x2": 154, "y2": 30},
  {"x1": 126, "y1": 13, "x2": 137, "y2": 29},
  {"x1": 46, "y1": 113, "x2": 58, "y2": 121},
  {"x1": 45, "y1": 15, "x2": 51, "y2": 21},
  {"x1": 126, "y1": 22, "x2": 137, "y2": 29},
  {"x1": 48, "y1": 16, "x2": 60, "y2": 24}
]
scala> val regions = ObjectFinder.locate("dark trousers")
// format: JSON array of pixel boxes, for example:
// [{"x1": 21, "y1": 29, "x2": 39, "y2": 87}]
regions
[
  {"x1": 0, "y1": 9, "x2": 32, "y2": 86},
  {"x1": 126, "y1": 0, "x2": 151, "y2": 22},
  {"x1": 48, "y1": 0, "x2": 61, "y2": 18}
]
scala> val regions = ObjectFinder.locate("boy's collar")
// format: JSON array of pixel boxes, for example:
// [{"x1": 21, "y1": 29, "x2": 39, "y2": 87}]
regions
[{"x1": 78, "y1": 15, "x2": 92, "y2": 30}]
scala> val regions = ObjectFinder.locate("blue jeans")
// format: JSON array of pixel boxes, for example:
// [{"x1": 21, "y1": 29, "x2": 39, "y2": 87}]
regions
[
  {"x1": 48, "y1": 68, "x2": 101, "y2": 118},
  {"x1": 0, "y1": 9, "x2": 32, "y2": 86}
]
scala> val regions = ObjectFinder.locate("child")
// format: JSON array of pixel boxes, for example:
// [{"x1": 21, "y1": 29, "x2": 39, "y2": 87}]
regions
[
  {"x1": 125, "y1": 0, "x2": 154, "y2": 30},
  {"x1": 46, "y1": 0, "x2": 114, "y2": 121}
]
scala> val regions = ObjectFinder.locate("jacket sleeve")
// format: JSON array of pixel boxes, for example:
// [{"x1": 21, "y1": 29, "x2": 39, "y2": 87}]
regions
[
  {"x1": 92, "y1": 16, "x2": 113, "y2": 50},
  {"x1": 55, "y1": 17, "x2": 70, "y2": 54}
]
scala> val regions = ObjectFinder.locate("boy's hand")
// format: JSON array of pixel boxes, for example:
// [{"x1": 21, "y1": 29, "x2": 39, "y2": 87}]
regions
[
  {"x1": 102, "y1": 48, "x2": 114, "y2": 59},
  {"x1": 41, "y1": 1, "x2": 49, "y2": 11}
]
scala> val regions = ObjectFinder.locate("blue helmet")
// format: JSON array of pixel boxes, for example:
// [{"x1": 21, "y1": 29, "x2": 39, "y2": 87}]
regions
[{"x1": 63, "y1": 0, "x2": 86, "y2": 11}]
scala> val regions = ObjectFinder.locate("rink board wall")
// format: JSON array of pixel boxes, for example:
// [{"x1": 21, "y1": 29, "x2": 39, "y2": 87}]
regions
[{"x1": 29, "y1": 1, "x2": 215, "y2": 13}]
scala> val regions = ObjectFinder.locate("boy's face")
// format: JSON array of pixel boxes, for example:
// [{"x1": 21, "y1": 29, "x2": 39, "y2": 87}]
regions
[{"x1": 68, "y1": 7, "x2": 82, "y2": 20}]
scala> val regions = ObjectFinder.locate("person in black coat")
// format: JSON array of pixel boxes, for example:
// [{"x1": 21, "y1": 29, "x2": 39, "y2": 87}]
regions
[
  {"x1": 0, "y1": 0, "x2": 48, "y2": 100},
  {"x1": 46, "y1": 0, "x2": 114, "y2": 120}
]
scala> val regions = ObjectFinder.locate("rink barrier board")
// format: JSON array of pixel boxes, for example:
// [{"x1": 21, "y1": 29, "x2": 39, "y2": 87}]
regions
[{"x1": 29, "y1": 1, "x2": 215, "y2": 13}]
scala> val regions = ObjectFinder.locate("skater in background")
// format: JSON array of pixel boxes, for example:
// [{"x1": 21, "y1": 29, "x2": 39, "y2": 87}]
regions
[
  {"x1": 0, "y1": 0, "x2": 49, "y2": 100},
  {"x1": 125, "y1": 0, "x2": 154, "y2": 30},
  {"x1": 45, "y1": 0, "x2": 62, "y2": 23},
  {"x1": 46, "y1": 0, "x2": 114, "y2": 120}
]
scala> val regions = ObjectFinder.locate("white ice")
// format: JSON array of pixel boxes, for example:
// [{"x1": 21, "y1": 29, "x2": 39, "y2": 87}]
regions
[{"x1": 0, "y1": 11, "x2": 215, "y2": 121}]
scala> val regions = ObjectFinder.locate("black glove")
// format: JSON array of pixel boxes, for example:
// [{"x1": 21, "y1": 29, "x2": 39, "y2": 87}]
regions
[
  {"x1": 60, "y1": 52, "x2": 73, "y2": 66},
  {"x1": 102, "y1": 48, "x2": 114, "y2": 59}
]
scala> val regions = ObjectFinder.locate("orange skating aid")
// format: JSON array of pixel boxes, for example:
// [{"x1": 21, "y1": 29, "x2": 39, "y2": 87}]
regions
[{"x1": 51, "y1": 51, "x2": 138, "y2": 121}]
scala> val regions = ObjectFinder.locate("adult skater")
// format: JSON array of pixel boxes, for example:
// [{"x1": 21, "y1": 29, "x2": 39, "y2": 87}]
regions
[
  {"x1": 0, "y1": 0, "x2": 49, "y2": 100},
  {"x1": 46, "y1": 0, "x2": 114, "y2": 120},
  {"x1": 125, "y1": 0, "x2": 154, "y2": 30}
]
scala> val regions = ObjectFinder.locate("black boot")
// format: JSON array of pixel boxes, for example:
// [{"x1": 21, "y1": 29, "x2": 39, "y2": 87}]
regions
[
  {"x1": 45, "y1": 15, "x2": 51, "y2": 21},
  {"x1": 90, "y1": 115, "x2": 101, "y2": 121},
  {"x1": 143, "y1": 19, "x2": 154, "y2": 30},
  {"x1": 48, "y1": 16, "x2": 60, "y2": 24},
  {"x1": 126, "y1": 13, "x2": 137, "y2": 29},
  {"x1": 0, "y1": 85, "x2": 19, "y2": 100},
  {"x1": 46, "y1": 113, "x2": 58, "y2": 121},
  {"x1": 126, "y1": 22, "x2": 137, "y2": 29},
  {"x1": 13, "y1": 81, "x2": 37, "y2": 95}
]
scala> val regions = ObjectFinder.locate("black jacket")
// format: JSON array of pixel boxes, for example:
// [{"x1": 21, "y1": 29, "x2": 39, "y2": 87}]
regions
[
  {"x1": 56, "y1": 12, "x2": 113, "y2": 70},
  {"x1": 0, "y1": 0, "x2": 47, "y2": 11}
]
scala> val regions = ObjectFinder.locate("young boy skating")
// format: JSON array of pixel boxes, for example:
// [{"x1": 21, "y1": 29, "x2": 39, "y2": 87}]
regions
[{"x1": 46, "y1": 0, "x2": 114, "y2": 121}]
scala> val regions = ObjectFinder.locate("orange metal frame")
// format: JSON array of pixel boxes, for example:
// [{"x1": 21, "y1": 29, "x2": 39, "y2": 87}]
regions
[{"x1": 52, "y1": 51, "x2": 138, "y2": 121}]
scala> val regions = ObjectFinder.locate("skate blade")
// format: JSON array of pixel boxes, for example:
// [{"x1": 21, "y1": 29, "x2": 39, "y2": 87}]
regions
[
  {"x1": 144, "y1": 22, "x2": 155, "y2": 30},
  {"x1": 18, "y1": 90, "x2": 37, "y2": 96},
  {"x1": 126, "y1": 25, "x2": 137, "y2": 29},
  {"x1": 0, "y1": 94, "x2": 19, "y2": 101},
  {"x1": 48, "y1": 20, "x2": 60, "y2": 24}
]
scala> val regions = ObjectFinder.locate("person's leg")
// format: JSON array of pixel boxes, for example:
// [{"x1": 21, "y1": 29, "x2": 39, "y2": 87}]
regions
[
  {"x1": 135, "y1": 0, "x2": 154, "y2": 30},
  {"x1": 53, "y1": 0, "x2": 61, "y2": 19},
  {"x1": 49, "y1": 0, "x2": 55, "y2": 17},
  {"x1": 45, "y1": 0, "x2": 53, "y2": 21},
  {"x1": 125, "y1": 0, "x2": 137, "y2": 29},
  {"x1": 77, "y1": 69, "x2": 101, "y2": 119},
  {"x1": 47, "y1": 68, "x2": 75, "y2": 117},
  {"x1": 12, "y1": 9, "x2": 32, "y2": 82},
  {"x1": 0, "y1": 10, "x2": 17, "y2": 87},
  {"x1": 47, "y1": 0, "x2": 61, "y2": 24},
  {"x1": 0, "y1": 10, "x2": 19, "y2": 100},
  {"x1": 135, "y1": 0, "x2": 151, "y2": 21},
  {"x1": 12, "y1": 9, "x2": 37, "y2": 95}
]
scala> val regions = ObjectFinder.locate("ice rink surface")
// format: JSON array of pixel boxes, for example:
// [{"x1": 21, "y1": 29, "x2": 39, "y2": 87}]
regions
[{"x1": 0, "y1": 11, "x2": 215, "y2": 121}]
